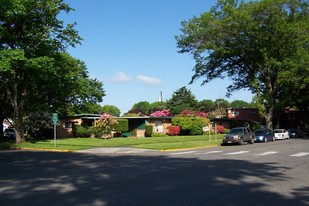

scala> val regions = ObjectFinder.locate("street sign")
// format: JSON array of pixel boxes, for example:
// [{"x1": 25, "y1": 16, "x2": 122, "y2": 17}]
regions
[
  {"x1": 52, "y1": 113, "x2": 58, "y2": 124},
  {"x1": 52, "y1": 113, "x2": 58, "y2": 147}
]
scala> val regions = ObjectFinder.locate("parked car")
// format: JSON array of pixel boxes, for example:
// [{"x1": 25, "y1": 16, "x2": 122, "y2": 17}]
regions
[
  {"x1": 300, "y1": 128, "x2": 309, "y2": 138},
  {"x1": 222, "y1": 127, "x2": 255, "y2": 145},
  {"x1": 254, "y1": 129, "x2": 275, "y2": 142},
  {"x1": 288, "y1": 128, "x2": 304, "y2": 138},
  {"x1": 273, "y1": 129, "x2": 289, "y2": 140},
  {"x1": 4, "y1": 128, "x2": 16, "y2": 139}
]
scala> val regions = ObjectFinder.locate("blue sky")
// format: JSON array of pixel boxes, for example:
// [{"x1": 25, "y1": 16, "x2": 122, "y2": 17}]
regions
[{"x1": 61, "y1": 0, "x2": 253, "y2": 114}]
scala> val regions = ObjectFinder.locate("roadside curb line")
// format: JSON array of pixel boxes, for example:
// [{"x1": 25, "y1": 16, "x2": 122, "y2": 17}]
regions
[
  {"x1": 16, "y1": 148, "x2": 75, "y2": 153},
  {"x1": 160, "y1": 144, "x2": 220, "y2": 152}
]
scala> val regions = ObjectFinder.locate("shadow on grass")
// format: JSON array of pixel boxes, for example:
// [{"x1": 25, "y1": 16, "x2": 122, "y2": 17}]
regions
[{"x1": 0, "y1": 150, "x2": 308, "y2": 206}]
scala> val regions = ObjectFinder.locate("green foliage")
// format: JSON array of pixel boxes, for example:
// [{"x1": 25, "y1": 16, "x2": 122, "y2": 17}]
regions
[
  {"x1": 76, "y1": 126, "x2": 101, "y2": 138},
  {"x1": 166, "y1": 86, "x2": 198, "y2": 115},
  {"x1": 101, "y1": 105, "x2": 121, "y2": 117},
  {"x1": 197, "y1": 99, "x2": 216, "y2": 113},
  {"x1": 230, "y1": 100, "x2": 250, "y2": 108},
  {"x1": 113, "y1": 119, "x2": 128, "y2": 132},
  {"x1": 176, "y1": 0, "x2": 309, "y2": 129},
  {"x1": 172, "y1": 116, "x2": 210, "y2": 135},
  {"x1": 145, "y1": 125, "x2": 153, "y2": 137},
  {"x1": 0, "y1": 0, "x2": 105, "y2": 142},
  {"x1": 130, "y1": 101, "x2": 151, "y2": 115},
  {"x1": 151, "y1": 133, "x2": 168, "y2": 137},
  {"x1": 122, "y1": 113, "x2": 141, "y2": 117},
  {"x1": 76, "y1": 126, "x2": 90, "y2": 137},
  {"x1": 150, "y1": 101, "x2": 168, "y2": 112},
  {"x1": 24, "y1": 111, "x2": 54, "y2": 138}
]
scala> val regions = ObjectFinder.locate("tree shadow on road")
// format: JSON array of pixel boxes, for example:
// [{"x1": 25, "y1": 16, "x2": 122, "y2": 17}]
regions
[{"x1": 0, "y1": 150, "x2": 308, "y2": 206}]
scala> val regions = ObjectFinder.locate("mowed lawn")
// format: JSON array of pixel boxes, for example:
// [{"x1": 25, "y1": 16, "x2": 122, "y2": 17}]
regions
[{"x1": 1, "y1": 134, "x2": 224, "y2": 151}]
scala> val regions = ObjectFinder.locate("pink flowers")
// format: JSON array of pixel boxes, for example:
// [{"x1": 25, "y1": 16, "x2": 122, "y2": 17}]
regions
[
  {"x1": 179, "y1": 109, "x2": 208, "y2": 118},
  {"x1": 96, "y1": 113, "x2": 118, "y2": 130},
  {"x1": 150, "y1": 109, "x2": 171, "y2": 117}
]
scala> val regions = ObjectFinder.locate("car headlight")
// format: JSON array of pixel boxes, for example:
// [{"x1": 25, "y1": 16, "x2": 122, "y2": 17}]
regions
[{"x1": 233, "y1": 136, "x2": 240, "y2": 140}]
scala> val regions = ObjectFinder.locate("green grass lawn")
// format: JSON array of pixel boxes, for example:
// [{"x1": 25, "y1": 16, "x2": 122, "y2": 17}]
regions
[{"x1": 0, "y1": 134, "x2": 224, "y2": 151}]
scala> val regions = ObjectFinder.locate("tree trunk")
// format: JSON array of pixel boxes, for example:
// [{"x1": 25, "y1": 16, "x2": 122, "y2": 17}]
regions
[
  {"x1": 14, "y1": 104, "x2": 26, "y2": 143},
  {"x1": 256, "y1": 86, "x2": 274, "y2": 130},
  {"x1": 8, "y1": 75, "x2": 26, "y2": 143},
  {"x1": 264, "y1": 109, "x2": 273, "y2": 130}
]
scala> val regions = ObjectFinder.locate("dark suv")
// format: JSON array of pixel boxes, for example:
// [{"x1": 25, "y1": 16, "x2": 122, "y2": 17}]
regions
[{"x1": 222, "y1": 127, "x2": 255, "y2": 145}]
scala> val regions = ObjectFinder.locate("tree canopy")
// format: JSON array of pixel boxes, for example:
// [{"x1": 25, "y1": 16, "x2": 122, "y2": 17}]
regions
[
  {"x1": 101, "y1": 105, "x2": 121, "y2": 117},
  {"x1": 130, "y1": 101, "x2": 151, "y2": 115},
  {"x1": 0, "y1": 0, "x2": 105, "y2": 142},
  {"x1": 166, "y1": 86, "x2": 198, "y2": 115},
  {"x1": 176, "y1": 0, "x2": 309, "y2": 129}
]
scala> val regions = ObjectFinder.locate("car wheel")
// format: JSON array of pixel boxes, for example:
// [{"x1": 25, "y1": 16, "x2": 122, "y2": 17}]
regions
[
  {"x1": 249, "y1": 137, "x2": 254, "y2": 144},
  {"x1": 239, "y1": 138, "x2": 244, "y2": 145}
]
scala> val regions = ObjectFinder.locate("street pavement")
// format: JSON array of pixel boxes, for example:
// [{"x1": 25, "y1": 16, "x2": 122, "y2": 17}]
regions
[{"x1": 0, "y1": 138, "x2": 308, "y2": 206}]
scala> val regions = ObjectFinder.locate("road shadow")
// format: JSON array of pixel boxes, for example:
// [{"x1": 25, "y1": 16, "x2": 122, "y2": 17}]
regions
[{"x1": 0, "y1": 150, "x2": 308, "y2": 206}]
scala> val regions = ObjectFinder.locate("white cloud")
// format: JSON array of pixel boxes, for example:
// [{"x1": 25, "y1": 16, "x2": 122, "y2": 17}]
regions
[
  {"x1": 108, "y1": 71, "x2": 131, "y2": 82},
  {"x1": 136, "y1": 75, "x2": 163, "y2": 86}
]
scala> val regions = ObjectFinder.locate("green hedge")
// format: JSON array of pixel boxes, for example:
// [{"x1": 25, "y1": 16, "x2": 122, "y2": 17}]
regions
[
  {"x1": 114, "y1": 118, "x2": 128, "y2": 132},
  {"x1": 145, "y1": 125, "x2": 153, "y2": 137}
]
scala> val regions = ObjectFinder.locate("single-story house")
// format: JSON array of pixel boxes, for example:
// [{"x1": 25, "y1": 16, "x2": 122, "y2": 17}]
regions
[{"x1": 57, "y1": 113, "x2": 173, "y2": 138}]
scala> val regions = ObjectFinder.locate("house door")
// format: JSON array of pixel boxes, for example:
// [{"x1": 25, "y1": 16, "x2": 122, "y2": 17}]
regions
[{"x1": 155, "y1": 120, "x2": 163, "y2": 133}]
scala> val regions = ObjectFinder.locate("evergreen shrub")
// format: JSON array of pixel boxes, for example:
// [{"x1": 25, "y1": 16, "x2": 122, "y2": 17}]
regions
[{"x1": 145, "y1": 125, "x2": 153, "y2": 137}]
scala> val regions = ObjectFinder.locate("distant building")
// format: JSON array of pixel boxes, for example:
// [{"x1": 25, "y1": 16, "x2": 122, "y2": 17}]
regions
[
  {"x1": 227, "y1": 108, "x2": 260, "y2": 122},
  {"x1": 211, "y1": 108, "x2": 261, "y2": 129}
]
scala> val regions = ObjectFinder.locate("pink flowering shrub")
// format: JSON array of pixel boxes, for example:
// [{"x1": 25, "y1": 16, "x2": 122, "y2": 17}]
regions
[
  {"x1": 95, "y1": 113, "x2": 118, "y2": 138},
  {"x1": 180, "y1": 109, "x2": 194, "y2": 116},
  {"x1": 150, "y1": 109, "x2": 171, "y2": 117},
  {"x1": 194, "y1": 111, "x2": 208, "y2": 118},
  {"x1": 179, "y1": 109, "x2": 208, "y2": 118}
]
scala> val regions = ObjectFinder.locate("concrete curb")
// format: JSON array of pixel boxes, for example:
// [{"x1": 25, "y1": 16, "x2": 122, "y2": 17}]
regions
[
  {"x1": 15, "y1": 147, "x2": 75, "y2": 153},
  {"x1": 160, "y1": 144, "x2": 220, "y2": 152}
]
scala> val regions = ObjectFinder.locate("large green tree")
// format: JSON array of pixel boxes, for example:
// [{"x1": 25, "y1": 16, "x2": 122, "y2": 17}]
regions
[
  {"x1": 166, "y1": 86, "x2": 198, "y2": 115},
  {"x1": 0, "y1": 0, "x2": 105, "y2": 143},
  {"x1": 176, "y1": 0, "x2": 309, "y2": 129},
  {"x1": 101, "y1": 105, "x2": 121, "y2": 117},
  {"x1": 130, "y1": 101, "x2": 151, "y2": 115},
  {"x1": 230, "y1": 100, "x2": 250, "y2": 108},
  {"x1": 197, "y1": 99, "x2": 216, "y2": 113}
]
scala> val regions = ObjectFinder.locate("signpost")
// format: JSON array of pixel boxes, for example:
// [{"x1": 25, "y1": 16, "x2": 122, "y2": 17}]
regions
[{"x1": 52, "y1": 113, "x2": 58, "y2": 147}]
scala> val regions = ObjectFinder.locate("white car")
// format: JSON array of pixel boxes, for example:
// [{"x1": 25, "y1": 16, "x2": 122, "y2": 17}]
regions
[{"x1": 274, "y1": 129, "x2": 289, "y2": 140}]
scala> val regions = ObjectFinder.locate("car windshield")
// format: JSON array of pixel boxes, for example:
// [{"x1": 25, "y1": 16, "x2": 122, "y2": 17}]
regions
[
  {"x1": 229, "y1": 128, "x2": 243, "y2": 134},
  {"x1": 255, "y1": 130, "x2": 265, "y2": 134},
  {"x1": 274, "y1": 130, "x2": 282, "y2": 133}
]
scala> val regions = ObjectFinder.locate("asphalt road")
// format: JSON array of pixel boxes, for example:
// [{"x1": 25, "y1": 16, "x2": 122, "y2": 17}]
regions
[{"x1": 0, "y1": 138, "x2": 308, "y2": 206}]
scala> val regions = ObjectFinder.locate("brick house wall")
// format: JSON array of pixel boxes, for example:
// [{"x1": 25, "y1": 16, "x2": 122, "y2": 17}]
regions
[{"x1": 227, "y1": 108, "x2": 260, "y2": 122}]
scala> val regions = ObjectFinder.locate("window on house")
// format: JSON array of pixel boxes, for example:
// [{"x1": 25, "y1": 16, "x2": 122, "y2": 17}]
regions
[{"x1": 65, "y1": 122, "x2": 72, "y2": 128}]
